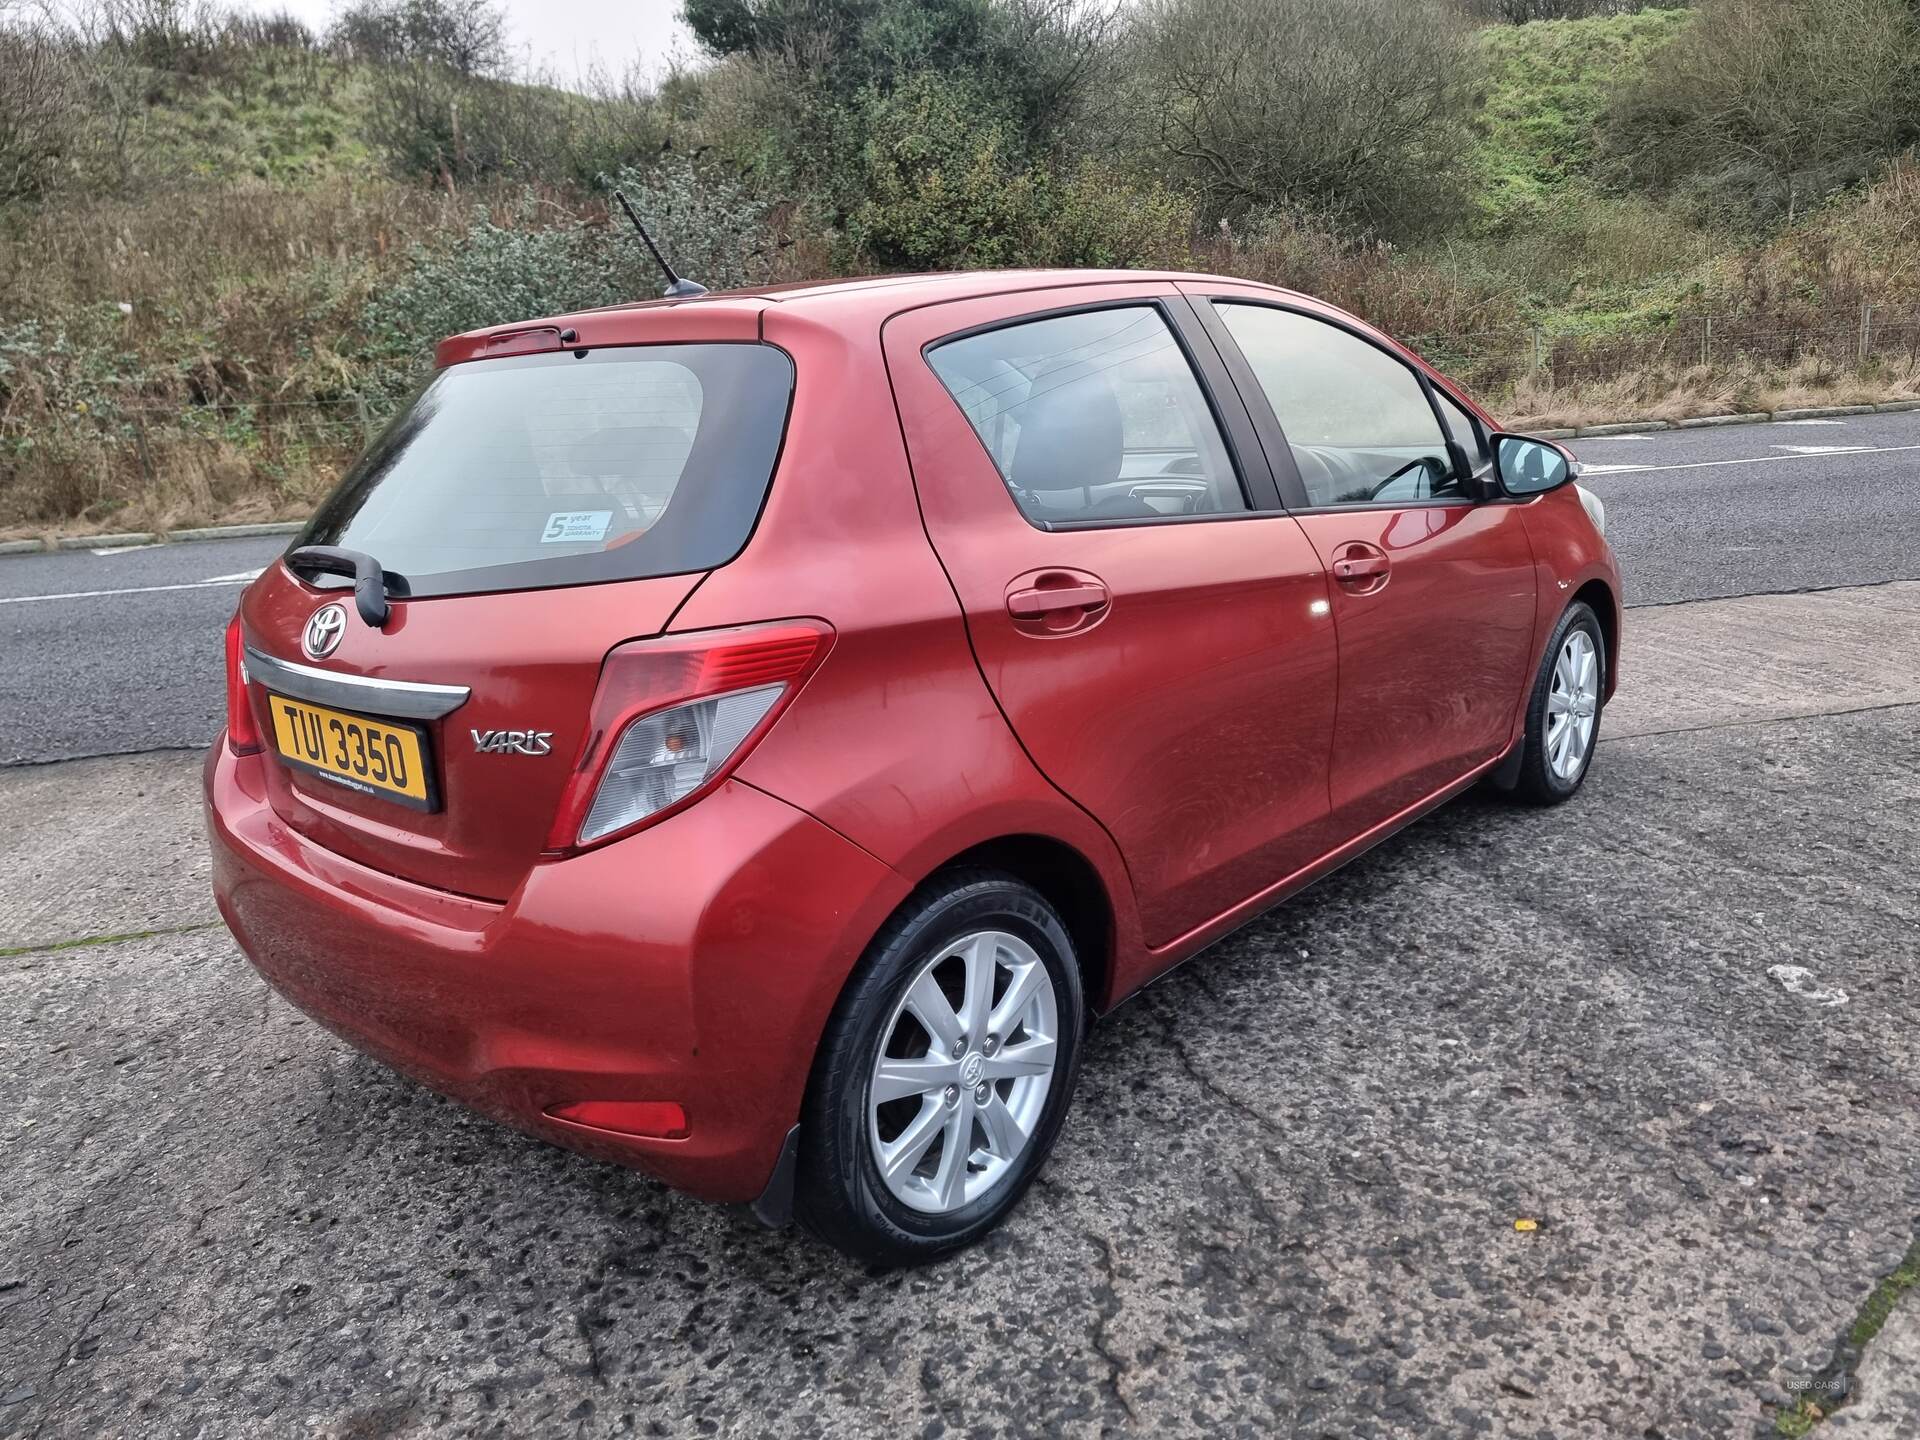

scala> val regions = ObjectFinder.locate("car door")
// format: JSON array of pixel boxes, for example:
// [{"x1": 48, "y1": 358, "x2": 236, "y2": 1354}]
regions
[
  {"x1": 884, "y1": 285, "x2": 1339, "y2": 950},
  {"x1": 1185, "y1": 289, "x2": 1538, "y2": 835}
]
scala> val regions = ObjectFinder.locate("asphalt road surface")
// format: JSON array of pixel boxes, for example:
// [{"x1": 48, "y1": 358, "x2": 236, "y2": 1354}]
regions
[
  {"x1": 0, "y1": 536, "x2": 280, "y2": 766},
  {"x1": 5, "y1": 409, "x2": 1920, "y2": 765},
  {"x1": 1572, "y1": 408, "x2": 1920, "y2": 605},
  {"x1": 3, "y1": 411, "x2": 1920, "y2": 1438}
]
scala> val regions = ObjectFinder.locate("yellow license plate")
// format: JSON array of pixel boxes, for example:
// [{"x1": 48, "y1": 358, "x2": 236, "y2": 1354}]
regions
[{"x1": 267, "y1": 695, "x2": 436, "y2": 811}]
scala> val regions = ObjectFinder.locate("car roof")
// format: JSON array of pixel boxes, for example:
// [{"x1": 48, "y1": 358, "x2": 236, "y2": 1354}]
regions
[
  {"x1": 439, "y1": 268, "x2": 1313, "y2": 363},
  {"x1": 608, "y1": 268, "x2": 1290, "y2": 310}
]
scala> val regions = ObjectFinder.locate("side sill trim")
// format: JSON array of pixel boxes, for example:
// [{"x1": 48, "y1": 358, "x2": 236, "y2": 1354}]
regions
[{"x1": 244, "y1": 645, "x2": 471, "y2": 720}]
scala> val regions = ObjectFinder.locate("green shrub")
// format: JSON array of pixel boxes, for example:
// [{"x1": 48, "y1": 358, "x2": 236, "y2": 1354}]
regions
[
  {"x1": 1459, "y1": 0, "x2": 1681, "y2": 18},
  {"x1": 1130, "y1": 0, "x2": 1482, "y2": 239},
  {"x1": 1473, "y1": 7, "x2": 1695, "y2": 222},
  {"x1": 1603, "y1": 0, "x2": 1920, "y2": 227},
  {"x1": 0, "y1": 22, "x2": 82, "y2": 201},
  {"x1": 847, "y1": 72, "x2": 1193, "y2": 270},
  {"x1": 358, "y1": 158, "x2": 776, "y2": 375},
  {"x1": 358, "y1": 198, "x2": 615, "y2": 371},
  {"x1": 684, "y1": 0, "x2": 1109, "y2": 156},
  {"x1": 685, "y1": 0, "x2": 1114, "y2": 233},
  {"x1": 603, "y1": 157, "x2": 775, "y2": 293}
]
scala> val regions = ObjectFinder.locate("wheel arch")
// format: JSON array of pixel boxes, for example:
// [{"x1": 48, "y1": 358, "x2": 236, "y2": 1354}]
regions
[
  {"x1": 918, "y1": 834, "x2": 1119, "y2": 1016},
  {"x1": 1571, "y1": 578, "x2": 1619, "y2": 699}
]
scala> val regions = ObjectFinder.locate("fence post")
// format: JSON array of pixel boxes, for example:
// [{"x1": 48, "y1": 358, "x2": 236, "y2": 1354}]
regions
[
  {"x1": 133, "y1": 416, "x2": 156, "y2": 493},
  {"x1": 1702, "y1": 314, "x2": 1711, "y2": 368},
  {"x1": 1529, "y1": 326, "x2": 1543, "y2": 380},
  {"x1": 1860, "y1": 302, "x2": 1873, "y2": 365}
]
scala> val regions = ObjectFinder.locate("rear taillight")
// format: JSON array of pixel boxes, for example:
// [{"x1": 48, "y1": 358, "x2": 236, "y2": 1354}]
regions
[
  {"x1": 224, "y1": 613, "x2": 262, "y2": 755},
  {"x1": 546, "y1": 620, "x2": 833, "y2": 852}
]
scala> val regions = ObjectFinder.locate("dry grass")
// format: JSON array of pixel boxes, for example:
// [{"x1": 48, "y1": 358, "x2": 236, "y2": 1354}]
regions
[
  {"x1": 1191, "y1": 223, "x2": 1526, "y2": 339},
  {"x1": 1502, "y1": 355, "x2": 1920, "y2": 429},
  {"x1": 0, "y1": 174, "x2": 593, "y2": 533},
  {"x1": 0, "y1": 174, "x2": 571, "y2": 388},
  {"x1": 7, "y1": 159, "x2": 1920, "y2": 537},
  {"x1": 0, "y1": 416, "x2": 355, "y2": 540},
  {"x1": 1712, "y1": 157, "x2": 1920, "y2": 314}
]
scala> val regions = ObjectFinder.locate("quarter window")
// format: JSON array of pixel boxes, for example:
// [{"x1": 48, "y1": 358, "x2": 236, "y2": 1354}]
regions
[
  {"x1": 1215, "y1": 304, "x2": 1462, "y2": 508},
  {"x1": 927, "y1": 306, "x2": 1245, "y2": 524},
  {"x1": 1435, "y1": 389, "x2": 1491, "y2": 473}
]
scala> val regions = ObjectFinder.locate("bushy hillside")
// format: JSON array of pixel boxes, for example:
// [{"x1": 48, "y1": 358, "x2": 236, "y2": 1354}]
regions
[
  {"x1": 2, "y1": 0, "x2": 1917, "y2": 538},
  {"x1": 145, "y1": 61, "x2": 364, "y2": 183},
  {"x1": 1474, "y1": 7, "x2": 1694, "y2": 220}
]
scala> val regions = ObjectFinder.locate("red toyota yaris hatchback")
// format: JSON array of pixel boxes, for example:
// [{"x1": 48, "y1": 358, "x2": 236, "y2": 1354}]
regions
[{"x1": 207, "y1": 270, "x2": 1620, "y2": 1264}]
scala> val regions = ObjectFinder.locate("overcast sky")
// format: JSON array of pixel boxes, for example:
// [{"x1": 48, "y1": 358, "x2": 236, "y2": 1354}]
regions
[{"x1": 235, "y1": 0, "x2": 698, "y2": 85}]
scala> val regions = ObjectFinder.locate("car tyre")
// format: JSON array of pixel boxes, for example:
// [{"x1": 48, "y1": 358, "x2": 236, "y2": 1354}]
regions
[
  {"x1": 1511, "y1": 600, "x2": 1606, "y2": 805},
  {"x1": 795, "y1": 869, "x2": 1085, "y2": 1266}
]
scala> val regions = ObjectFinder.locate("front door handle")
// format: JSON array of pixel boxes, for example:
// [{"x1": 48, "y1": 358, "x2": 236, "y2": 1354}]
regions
[
  {"x1": 1330, "y1": 542, "x2": 1390, "y2": 591},
  {"x1": 1332, "y1": 555, "x2": 1388, "y2": 581}
]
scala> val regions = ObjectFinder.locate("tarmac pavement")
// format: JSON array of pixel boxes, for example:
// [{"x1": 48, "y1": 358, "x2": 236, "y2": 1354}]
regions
[{"x1": 3, "y1": 579, "x2": 1918, "y2": 1438}]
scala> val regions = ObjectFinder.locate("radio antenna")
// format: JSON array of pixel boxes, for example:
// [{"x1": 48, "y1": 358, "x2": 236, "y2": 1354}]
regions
[{"x1": 613, "y1": 190, "x2": 708, "y2": 299}]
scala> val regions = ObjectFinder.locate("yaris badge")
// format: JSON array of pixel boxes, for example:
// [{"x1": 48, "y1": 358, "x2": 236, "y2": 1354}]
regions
[{"x1": 471, "y1": 729, "x2": 554, "y2": 757}]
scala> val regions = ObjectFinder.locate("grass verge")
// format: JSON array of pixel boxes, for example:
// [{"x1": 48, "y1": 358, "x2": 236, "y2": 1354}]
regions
[{"x1": 1774, "y1": 1231, "x2": 1920, "y2": 1436}]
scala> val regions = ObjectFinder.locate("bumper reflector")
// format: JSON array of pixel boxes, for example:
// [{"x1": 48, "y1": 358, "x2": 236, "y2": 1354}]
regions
[{"x1": 545, "y1": 1100, "x2": 691, "y2": 1140}]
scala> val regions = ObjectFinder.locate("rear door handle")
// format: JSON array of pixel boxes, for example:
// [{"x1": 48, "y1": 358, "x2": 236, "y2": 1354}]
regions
[
  {"x1": 1004, "y1": 570, "x2": 1112, "y2": 635},
  {"x1": 1007, "y1": 582, "x2": 1109, "y2": 617}
]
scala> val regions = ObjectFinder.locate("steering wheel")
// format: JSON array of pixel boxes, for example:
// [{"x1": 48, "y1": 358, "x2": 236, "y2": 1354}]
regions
[{"x1": 1364, "y1": 458, "x2": 1436, "y2": 503}]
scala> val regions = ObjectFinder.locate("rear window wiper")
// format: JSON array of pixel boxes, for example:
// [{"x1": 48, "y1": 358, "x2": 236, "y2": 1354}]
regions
[{"x1": 285, "y1": 545, "x2": 404, "y2": 628}]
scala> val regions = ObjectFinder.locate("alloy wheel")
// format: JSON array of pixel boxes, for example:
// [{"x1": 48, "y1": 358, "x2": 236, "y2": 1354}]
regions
[
  {"x1": 867, "y1": 929, "x2": 1059, "y2": 1215},
  {"x1": 1546, "y1": 628, "x2": 1600, "y2": 782}
]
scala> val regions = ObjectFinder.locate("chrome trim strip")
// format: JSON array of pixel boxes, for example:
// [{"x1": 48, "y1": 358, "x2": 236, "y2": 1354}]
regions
[{"x1": 244, "y1": 645, "x2": 470, "y2": 720}]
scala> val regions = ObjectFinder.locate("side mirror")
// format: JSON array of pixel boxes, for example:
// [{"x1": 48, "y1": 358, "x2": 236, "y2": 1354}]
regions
[{"x1": 1491, "y1": 433, "x2": 1572, "y2": 497}]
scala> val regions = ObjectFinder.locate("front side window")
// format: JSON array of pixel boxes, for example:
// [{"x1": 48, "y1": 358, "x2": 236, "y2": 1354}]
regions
[
  {"x1": 926, "y1": 306, "x2": 1245, "y2": 525},
  {"x1": 1215, "y1": 304, "x2": 1462, "y2": 508}
]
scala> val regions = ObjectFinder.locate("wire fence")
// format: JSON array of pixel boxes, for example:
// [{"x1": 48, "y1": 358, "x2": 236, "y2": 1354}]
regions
[{"x1": 1408, "y1": 303, "x2": 1920, "y2": 397}]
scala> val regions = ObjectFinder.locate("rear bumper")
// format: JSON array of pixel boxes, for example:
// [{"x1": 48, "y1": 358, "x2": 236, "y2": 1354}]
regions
[{"x1": 205, "y1": 742, "x2": 909, "y2": 1204}]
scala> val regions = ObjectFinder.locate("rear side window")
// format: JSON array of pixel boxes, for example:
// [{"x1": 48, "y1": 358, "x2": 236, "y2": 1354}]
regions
[
  {"x1": 926, "y1": 306, "x2": 1245, "y2": 525},
  {"x1": 297, "y1": 345, "x2": 793, "y2": 597}
]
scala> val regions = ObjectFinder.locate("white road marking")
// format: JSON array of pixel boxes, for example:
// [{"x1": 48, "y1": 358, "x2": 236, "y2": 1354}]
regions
[
  {"x1": 90, "y1": 544, "x2": 160, "y2": 556},
  {"x1": 201, "y1": 568, "x2": 264, "y2": 583},
  {"x1": 1767, "y1": 964, "x2": 1849, "y2": 1007},
  {"x1": 1774, "y1": 418, "x2": 1848, "y2": 426},
  {"x1": 0, "y1": 578, "x2": 252, "y2": 606},
  {"x1": 1571, "y1": 441, "x2": 1920, "y2": 477},
  {"x1": 1578, "y1": 463, "x2": 1648, "y2": 474},
  {"x1": 1772, "y1": 445, "x2": 1870, "y2": 455}
]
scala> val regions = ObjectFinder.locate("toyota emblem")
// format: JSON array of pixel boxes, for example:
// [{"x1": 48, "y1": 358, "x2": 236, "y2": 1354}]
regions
[{"x1": 302, "y1": 602, "x2": 348, "y2": 660}]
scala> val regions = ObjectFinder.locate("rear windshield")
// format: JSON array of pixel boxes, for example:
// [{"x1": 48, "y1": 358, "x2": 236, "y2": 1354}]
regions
[{"x1": 295, "y1": 344, "x2": 794, "y2": 597}]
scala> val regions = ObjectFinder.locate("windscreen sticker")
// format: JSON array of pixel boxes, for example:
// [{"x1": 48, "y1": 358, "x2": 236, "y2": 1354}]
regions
[{"x1": 540, "y1": 511, "x2": 613, "y2": 544}]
